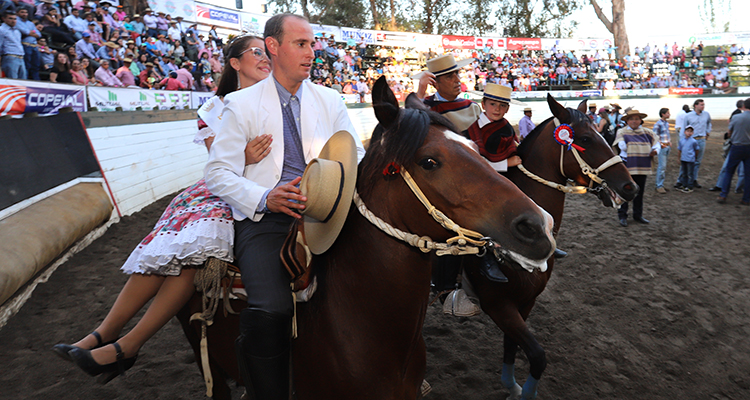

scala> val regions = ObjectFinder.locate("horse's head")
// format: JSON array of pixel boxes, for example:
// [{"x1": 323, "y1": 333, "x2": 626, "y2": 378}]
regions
[
  {"x1": 357, "y1": 76, "x2": 555, "y2": 270},
  {"x1": 518, "y1": 94, "x2": 638, "y2": 207}
]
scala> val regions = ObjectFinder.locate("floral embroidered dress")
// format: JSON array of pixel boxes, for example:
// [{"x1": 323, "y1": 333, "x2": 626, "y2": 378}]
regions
[{"x1": 121, "y1": 96, "x2": 233, "y2": 275}]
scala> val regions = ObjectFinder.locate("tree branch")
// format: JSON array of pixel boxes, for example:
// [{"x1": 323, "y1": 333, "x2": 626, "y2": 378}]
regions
[{"x1": 589, "y1": 0, "x2": 613, "y2": 33}]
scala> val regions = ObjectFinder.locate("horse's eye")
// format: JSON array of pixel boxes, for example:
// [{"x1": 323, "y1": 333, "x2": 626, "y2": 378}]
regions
[
  {"x1": 418, "y1": 158, "x2": 439, "y2": 170},
  {"x1": 580, "y1": 136, "x2": 591, "y2": 144}
]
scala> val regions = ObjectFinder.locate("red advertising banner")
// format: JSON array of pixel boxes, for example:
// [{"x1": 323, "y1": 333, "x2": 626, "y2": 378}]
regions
[
  {"x1": 474, "y1": 37, "x2": 505, "y2": 49},
  {"x1": 669, "y1": 88, "x2": 703, "y2": 95},
  {"x1": 442, "y1": 35, "x2": 475, "y2": 49},
  {"x1": 506, "y1": 38, "x2": 542, "y2": 51}
]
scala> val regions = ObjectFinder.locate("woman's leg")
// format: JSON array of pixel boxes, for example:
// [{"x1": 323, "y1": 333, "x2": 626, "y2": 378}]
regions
[
  {"x1": 72, "y1": 273, "x2": 166, "y2": 349},
  {"x1": 89, "y1": 268, "x2": 197, "y2": 363}
]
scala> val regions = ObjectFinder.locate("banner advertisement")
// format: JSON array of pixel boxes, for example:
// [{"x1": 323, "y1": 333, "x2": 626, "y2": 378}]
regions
[
  {"x1": 603, "y1": 88, "x2": 670, "y2": 97},
  {"x1": 146, "y1": 0, "x2": 195, "y2": 20},
  {"x1": 368, "y1": 30, "x2": 420, "y2": 47},
  {"x1": 512, "y1": 89, "x2": 602, "y2": 99},
  {"x1": 88, "y1": 86, "x2": 191, "y2": 111},
  {"x1": 241, "y1": 12, "x2": 272, "y2": 35},
  {"x1": 442, "y1": 35, "x2": 475, "y2": 49},
  {"x1": 195, "y1": 3, "x2": 240, "y2": 29},
  {"x1": 506, "y1": 38, "x2": 542, "y2": 51},
  {"x1": 669, "y1": 88, "x2": 703, "y2": 95},
  {"x1": 191, "y1": 91, "x2": 215, "y2": 108},
  {"x1": 341, "y1": 28, "x2": 374, "y2": 45},
  {"x1": 475, "y1": 37, "x2": 504, "y2": 49},
  {"x1": 0, "y1": 79, "x2": 86, "y2": 116}
]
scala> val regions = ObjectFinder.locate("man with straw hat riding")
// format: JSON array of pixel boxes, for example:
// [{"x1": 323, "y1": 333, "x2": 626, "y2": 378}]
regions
[
  {"x1": 205, "y1": 13, "x2": 364, "y2": 400},
  {"x1": 414, "y1": 53, "x2": 481, "y2": 132}
]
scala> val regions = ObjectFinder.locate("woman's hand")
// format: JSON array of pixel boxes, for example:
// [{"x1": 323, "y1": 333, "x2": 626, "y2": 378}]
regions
[{"x1": 244, "y1": 134, "x2": 272, "y2": 165}]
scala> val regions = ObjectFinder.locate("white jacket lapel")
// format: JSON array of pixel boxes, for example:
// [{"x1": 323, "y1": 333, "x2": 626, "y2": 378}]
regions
[
  {"x1": 260, "y1": 78, "x2": 284, "y2": 172},
  {"x1": 300, "y1": 80, "x2": 320, "y2": 163}
]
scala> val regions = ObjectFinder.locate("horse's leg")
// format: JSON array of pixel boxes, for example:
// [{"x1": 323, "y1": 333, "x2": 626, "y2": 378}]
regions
[
  {"x1": 72, "y1": 273, "x2": 167, "y2": 349},
  {"x1": 88, "y1": 269, "x2": 198, "y2": 363},
  {"x1": 487, "y1": 306, "x2": 545, "y2": 400},
  {"x1": 501, "y1": 335, "x2": 523, "y2": 400}
]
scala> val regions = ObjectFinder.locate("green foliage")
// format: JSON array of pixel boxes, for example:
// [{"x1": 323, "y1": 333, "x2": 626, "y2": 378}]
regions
[{"x1": 498, "y1": 0, "x2": 582, "y2": 38}]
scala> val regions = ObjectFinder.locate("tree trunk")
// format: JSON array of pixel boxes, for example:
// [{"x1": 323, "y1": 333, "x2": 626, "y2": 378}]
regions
[
  {"x1": 590, "y1": 0, "x2": 629, "y2": 59},
  {"x1": 370, "y1": 0, "x2": 381, "y2": 29},
  {"x1": 389, "y1": 0, "x2": 396, "y2": 30},
  {"x1": 301, "y1": 0, "x2": 310, "y2": 21}
]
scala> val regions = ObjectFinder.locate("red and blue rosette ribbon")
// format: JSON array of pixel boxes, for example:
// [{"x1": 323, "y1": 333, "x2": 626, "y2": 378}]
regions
[{"x1": 553, "y1": 124, "x2": 585, "y2": 151}]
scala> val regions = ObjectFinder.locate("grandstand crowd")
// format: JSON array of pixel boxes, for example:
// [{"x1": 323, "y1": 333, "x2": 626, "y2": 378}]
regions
[{"x1": 0, "y1": 0, "x2": 743, "y2": 95}]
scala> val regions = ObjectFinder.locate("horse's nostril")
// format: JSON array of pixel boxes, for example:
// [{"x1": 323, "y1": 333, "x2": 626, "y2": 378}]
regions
[{"x1": 512, "y1": 215, "x2": 541, "y2": 244}]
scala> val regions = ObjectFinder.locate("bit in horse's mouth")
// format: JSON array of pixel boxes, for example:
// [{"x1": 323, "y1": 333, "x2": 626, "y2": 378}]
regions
[
  {"x1": 597, "y1": 184, "x2": 626, "y2": 209},
  {"x1": 495, "y1": 248, "x2": 549, "y2": 273}
]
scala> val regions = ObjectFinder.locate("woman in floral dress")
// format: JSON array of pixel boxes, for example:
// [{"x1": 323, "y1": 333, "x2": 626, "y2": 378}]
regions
[{"x1": 53, "y1": 35, "x2": 273, "y2": 382}]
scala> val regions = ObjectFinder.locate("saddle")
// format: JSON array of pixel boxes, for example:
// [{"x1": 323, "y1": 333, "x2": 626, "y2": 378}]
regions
[{"x1": 281, "y1": 218, "x2": 314, "y2": 292}]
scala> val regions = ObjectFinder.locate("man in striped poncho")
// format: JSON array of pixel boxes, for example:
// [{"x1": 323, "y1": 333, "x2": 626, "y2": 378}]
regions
[{"x1": 614, "y1": 109, "x2": 660, "y2": 227}]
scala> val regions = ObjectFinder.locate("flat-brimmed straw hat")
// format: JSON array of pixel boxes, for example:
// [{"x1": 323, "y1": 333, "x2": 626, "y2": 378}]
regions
[
  {"x1": 412, "y1": 54, "x2": 473, "y2": 79},
  {"x1": 299, "y1": 131, "x2": 358, "y2": 255},
  {"x1": 482, "y1": 83, "x2": 526, "y2": 106},
  {"x1": 622, "y1": 109, "x2": 647, "y2": 120}
]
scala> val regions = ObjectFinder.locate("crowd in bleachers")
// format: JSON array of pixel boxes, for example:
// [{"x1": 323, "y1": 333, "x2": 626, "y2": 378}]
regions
[
  {"x1": 0, "y1": 0, "x2": 224, "y2": 90},
  {"x1": 1, "y1": 1, "x2": 745, "y2": 95}
]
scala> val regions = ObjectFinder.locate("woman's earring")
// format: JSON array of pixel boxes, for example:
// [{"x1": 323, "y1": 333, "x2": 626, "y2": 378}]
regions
[{"x1": 237, "y1": 77, "x2": 241, "y2": 90}]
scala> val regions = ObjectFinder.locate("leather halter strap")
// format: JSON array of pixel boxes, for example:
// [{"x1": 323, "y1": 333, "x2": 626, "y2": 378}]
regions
[{"x1": 517, "y1": 118, "x2": 622, "y2": 194}]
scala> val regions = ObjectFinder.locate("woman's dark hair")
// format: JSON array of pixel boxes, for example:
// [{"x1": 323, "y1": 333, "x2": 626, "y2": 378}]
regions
[
  {"x1": 214, "y1": 34, "x2": 261, "y2": 97},
  {"x1": 54, "y1": 53, "x2": 70, "y2": 72}
]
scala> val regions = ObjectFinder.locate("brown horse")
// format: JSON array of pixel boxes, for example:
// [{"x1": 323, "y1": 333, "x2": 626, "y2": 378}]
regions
[
  {"x1": 446, "y1": 95, "x2": 638, "y2": 400},
  {"x1": 176, "y1": 77, "x2": 556, "y2": 400}
]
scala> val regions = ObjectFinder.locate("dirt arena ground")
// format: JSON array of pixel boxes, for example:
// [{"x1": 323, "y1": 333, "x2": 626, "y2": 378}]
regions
[{"x1": 0, "y1": 120, "x2": 748, "y2": 400}]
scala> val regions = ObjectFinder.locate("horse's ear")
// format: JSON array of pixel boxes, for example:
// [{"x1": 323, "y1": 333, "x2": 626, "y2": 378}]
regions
[
  {"x1": 372, "y1": 76, "x2": 399, "y2": 129},
  {"x1": 405, "y1": 93, "x2": 429, "y2": 111},
  {"x1": 547, "y1": 93, "x2": 570, "y2": 123},
  {"x1": 577, "y1": 99, "x2": 588, "y2": 113}
]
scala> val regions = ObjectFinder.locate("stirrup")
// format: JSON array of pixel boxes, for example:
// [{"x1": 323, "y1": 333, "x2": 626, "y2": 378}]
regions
[{"x1": 442, "y1": 289, "x2": 481, "y2": 317}]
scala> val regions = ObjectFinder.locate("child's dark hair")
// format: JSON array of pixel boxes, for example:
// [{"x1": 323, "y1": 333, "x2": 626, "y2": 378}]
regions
[{"x1": 659, "y1": 108, "x2": 669, "y2": 118}]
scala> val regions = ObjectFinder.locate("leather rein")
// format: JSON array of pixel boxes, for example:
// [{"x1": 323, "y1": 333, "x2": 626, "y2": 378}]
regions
[{"x1": 516, "y1": 118, "x2": 623, "y2": 195}]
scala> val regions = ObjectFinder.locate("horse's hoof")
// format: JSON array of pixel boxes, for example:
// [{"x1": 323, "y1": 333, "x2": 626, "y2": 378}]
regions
[{"x1": 506, "y1": 383, "x2": 522, "y2": 400}]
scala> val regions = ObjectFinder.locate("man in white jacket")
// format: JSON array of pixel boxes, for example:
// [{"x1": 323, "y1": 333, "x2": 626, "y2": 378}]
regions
[{"x1": 204, "y1": 13, "x2": 364, "y2": 400}]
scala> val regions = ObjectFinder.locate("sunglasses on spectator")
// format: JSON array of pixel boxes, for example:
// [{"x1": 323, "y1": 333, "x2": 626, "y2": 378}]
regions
[{"x1": 238, "y1": 47, "x2": 267, "y2": 60}]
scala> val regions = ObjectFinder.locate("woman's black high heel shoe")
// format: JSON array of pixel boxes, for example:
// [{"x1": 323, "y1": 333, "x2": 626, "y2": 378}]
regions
[
  {"x1": 69, "y1": 342, "x2": 138, "y2": 384},
  {"x1": 52, "y1": 331, "x2": 116, "y2": 362}
]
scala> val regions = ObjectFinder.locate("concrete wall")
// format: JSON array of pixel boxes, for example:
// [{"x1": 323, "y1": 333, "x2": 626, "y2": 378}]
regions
[{"x1": 84, "y1": 110, "x2": 204, "y2": 216}]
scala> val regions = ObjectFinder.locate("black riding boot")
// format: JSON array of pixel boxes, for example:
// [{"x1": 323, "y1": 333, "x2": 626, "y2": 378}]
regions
[
  {"x1": 235, "y1": 308, "x2": 292, "y2": 400},
  {"x1": 479, "y1": 253, "x2": 508, "y2": 283}
]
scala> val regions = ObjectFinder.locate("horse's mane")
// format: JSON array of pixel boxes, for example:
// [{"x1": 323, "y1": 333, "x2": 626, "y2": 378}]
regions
[
  {"x1": 358, "y1": 106, "x2": 455, "y2": 196},
  {"x1": 516, "y1": 107, "x2": 589, "y2": 159}
]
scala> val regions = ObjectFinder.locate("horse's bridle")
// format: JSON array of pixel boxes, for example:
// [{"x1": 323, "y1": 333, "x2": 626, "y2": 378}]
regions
[
  {"x1": 352, "y1": 168, "x2": 494, "y2": 258},
  {"x1": 516, "y1": 118, "x2": 622, "y2": 195}
]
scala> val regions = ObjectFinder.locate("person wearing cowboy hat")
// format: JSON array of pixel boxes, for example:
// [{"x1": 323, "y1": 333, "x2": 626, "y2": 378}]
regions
[
  {"x1": 414, "y1": 53, "x2": 481, "y2": 132},
  {"x1": 613, "y1": 109, "x2": 659, "y2": 227},
  {"x1": 204, "y1": 14, "x2": 365, "y2": 400},
  {"x1": 587, "y1": 102, "x2": 600, "y2": 124},
  {"x1": 115, "y1": 56, "x2": 135, "y2": 86},
  {"x1": 142, "y1": 7, "x2": 157, "y2": 38},
  {"x1": 519, "y1": 106, "x2": 536, "y2": 141}
]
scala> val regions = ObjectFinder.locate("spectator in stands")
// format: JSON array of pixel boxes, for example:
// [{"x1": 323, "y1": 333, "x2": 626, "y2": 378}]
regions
[
  {"x1": 37, "y1": 37, "x2": 53, "y2": 69},
  {"x1": 15, "y1": 7, "x2": 39, "y2": 80},
  {"x1": 129, "y1": 13, "x2": 143, "y2": 38},
  {"x1": 79, "y1": 56, "x2": 96, "y2": 83},
  {"x1": 184, "y1": 31, "x2": 198, "y2": 61},
  {"x1": 518, "y1": 107, "x2": 535, "y2": 140},
  {"x1": 175, "y1": 61, "x2": 194, "y2": 89},
  {"x1": 49, "y1": 52, "x2": 73, "y2": 83},
  {"x1": 209, "y1": 51, "x2": 222, "y2": 82},
  {"x1": 41, "y1": 7, "x2": 76, "y2": 45},
  {"x1": 157, "y1": 70, "x2": 185, "y2": 90},
  {"x1": 96, "y1": 41, "x2": 119, "y2": 68},
  {"x1": 116, "y1": 57, "x2": 135, "y2": 86},
  {"x1": 0, "y1": 10, "x2": 27, "y2": 79},
  {"x1": 139, "y1": 61, "x2": 158, "y2": 88},
  {"x1": 70, "y1": 57, "x2": 88, "y2": 84},
  {"x1": 155, "y1": 11, "x2": 168, "y2": 36},
  {"x1": 62, "y1": 6, "x2": 85, "y2": 39},
  {"x1": 142, "y1": 8, "x2": 156, "y2": 38},
  {"x1": 167, "y1": 20, "x2": 179, "y2": 41},
  {"x1": 94, "y1": 58, "x2": 123, "y2": 86},
  {"x1": 35, "y1": 0, "x2": 55, "y2": 19},
  {"x1": 173, "y1": 15, "x2": 185, "y2": 36},
  {"x1": 74, "y1": 30, "x2": 96, "y2": 61},
  {"x1": 85, "y1": 19, "x2": 103, "y2": 46}
]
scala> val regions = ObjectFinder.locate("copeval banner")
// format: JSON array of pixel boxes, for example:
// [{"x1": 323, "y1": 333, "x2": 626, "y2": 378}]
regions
[
  {"x1": 0, "y1": 79, "x2": 86, "y2": 116},
  {"x1": 506, "y1": 38, "x2": 542, "y2": 51},
  {"x1": 195, "y1": 3, "x2": 240, "y2": 30},
  {"x1": 442, "y1": 35, "x2": 475, "y2": 49},
  {"x1": 88, "y1": 86, "x2": 191, "y2": 111}
]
